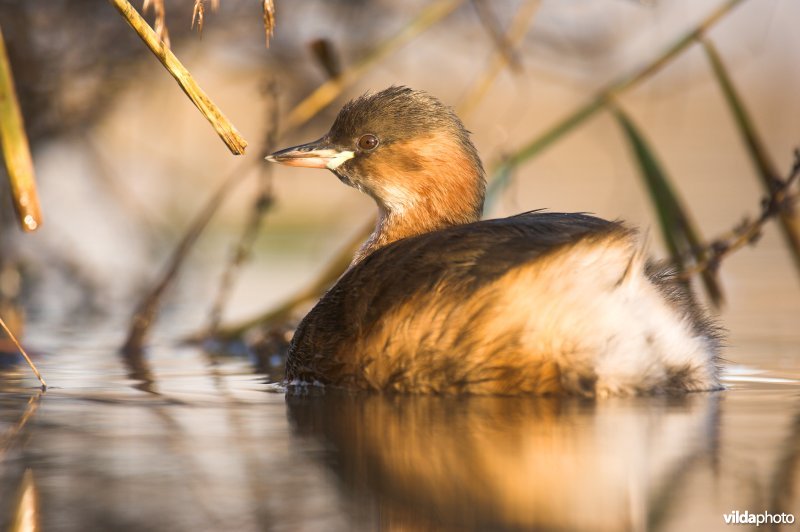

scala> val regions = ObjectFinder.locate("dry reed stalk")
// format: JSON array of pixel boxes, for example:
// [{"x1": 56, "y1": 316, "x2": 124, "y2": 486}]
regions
[
  {"x1": 143, "y1": 0, "x2": 170, "y2": 47},
  {"x1": 284, "y1": 0, "x2": 465, "y2": 131},
  {"x1": 107, "y1": 0, "x2": 248, "y2": 155},
  {"x1": 192, "y1": 0, "x2": 221, "y2": 34},
  {"x1": 0, "y1": 315, "x2": 46, "y2": 390},
  {"x1": 0, "y1": 25, "x2": 43, "y2": 232},
  {"x1": 262, "y1": 0, "x2": 276, "y2": 47},
  {"x1": 767, "y1": 407, "x2": 800, "y2": 521},
  {"x1": 458, "y1": 0, "x2": 541, "y2": 117},
  {"x1": 192, "y1": 0, "x2": 205, "y2": 32}
]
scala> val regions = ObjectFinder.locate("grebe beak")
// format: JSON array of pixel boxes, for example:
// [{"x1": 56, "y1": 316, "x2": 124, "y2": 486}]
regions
[{"x1": 266, "y1": 138, "x2": 355, "y2": 171}]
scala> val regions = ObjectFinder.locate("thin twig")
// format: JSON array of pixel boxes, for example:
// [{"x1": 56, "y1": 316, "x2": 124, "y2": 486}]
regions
[
  {"x1": 679, "y1": 150, "x2": 800, "y2": 278},
  {"x1": 0, "y1": 315, "x2": 46, "y2": 389},
  {"x1": 108, "y1": 0, "x2": 248, "y2": 154}
]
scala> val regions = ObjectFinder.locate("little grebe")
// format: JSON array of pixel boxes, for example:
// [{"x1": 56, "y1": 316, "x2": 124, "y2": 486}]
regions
[{"x1": 267, "y1": 86, "x2": 722, "y2": 396}]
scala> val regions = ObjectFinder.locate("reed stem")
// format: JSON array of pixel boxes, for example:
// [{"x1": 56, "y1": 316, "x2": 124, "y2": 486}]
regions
[
  {"x1": 107, "y1": 0, "x2": 247, "y2": 155},
  {"x1": 284, "y1": 0, "x2": 465, "y2": 131},
  {"x1": 0, "y1": 25, "x2": 42, "y2": 232}
]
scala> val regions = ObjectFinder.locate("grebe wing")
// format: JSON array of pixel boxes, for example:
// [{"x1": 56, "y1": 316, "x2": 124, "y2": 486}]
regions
[{"x1": 292, "y1": 212, "x2": 628, "y2": 351}]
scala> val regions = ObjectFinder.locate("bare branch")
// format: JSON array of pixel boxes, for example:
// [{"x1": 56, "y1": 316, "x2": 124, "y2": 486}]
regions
[{"x1": 680, "y1": 150, "x2": 800, "y2": 278}]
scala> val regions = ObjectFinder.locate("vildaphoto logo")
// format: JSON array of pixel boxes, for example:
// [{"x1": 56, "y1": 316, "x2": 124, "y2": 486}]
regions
[{"x1": 723, "y1": 511, "x2": 795, "y2": 526}]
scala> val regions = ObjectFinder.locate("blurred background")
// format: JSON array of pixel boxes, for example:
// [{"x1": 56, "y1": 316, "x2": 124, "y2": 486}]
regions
[
  {"x1": 1, "y1": 0, "x2": 798, "y2": 360},
  {"x1": 1, "y1": 1, "x2": 800, "y2": 530},
  {"x1": 2, "y1": 0, "x2": 798, "y2": 365}
]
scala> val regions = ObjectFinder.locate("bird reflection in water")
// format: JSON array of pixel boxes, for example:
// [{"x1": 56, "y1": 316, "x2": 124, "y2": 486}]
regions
[{"x1": 287, "y1": 391, "x2": 719, "y2": 531}]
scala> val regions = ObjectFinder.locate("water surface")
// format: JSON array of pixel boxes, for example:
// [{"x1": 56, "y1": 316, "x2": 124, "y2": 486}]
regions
[{"x1": 2, "y1": 322, "x2": 800, "y2": 531}]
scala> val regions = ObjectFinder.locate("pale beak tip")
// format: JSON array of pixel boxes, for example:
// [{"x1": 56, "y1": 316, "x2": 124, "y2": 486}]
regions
[{"x1": 264, "y1": 154, "x2": 277, "y2": 163}]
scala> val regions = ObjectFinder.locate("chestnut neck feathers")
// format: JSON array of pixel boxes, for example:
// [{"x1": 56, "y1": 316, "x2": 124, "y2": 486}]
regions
[{"x1": 328, "y1": 88, "x2": 486, "y2": 262}]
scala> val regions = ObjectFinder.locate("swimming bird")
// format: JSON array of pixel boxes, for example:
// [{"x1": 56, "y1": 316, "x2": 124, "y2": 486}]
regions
[{"x1": 266, "y1": 86, "x2": 721, "y2": 396}]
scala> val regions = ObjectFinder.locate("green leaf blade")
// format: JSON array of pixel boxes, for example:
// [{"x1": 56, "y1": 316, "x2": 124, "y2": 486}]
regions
[{"x1": 612, "y1": 105, "x2": 724, "y2": 306}]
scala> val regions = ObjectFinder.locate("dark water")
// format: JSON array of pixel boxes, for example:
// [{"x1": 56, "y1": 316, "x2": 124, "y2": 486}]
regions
[{"x1": 2, "y1": 325, "x2": 800, "y2": 531}]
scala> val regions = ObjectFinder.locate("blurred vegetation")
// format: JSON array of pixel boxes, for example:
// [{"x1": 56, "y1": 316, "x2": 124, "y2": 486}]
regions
[
  {"x1": 211, "y1": 0, "x2": 798, "y2": 347},
  {"x1": 0, "y1": 0, "x2": 797, "y2": 364},
  {"x1": 0, "y1": 25, "x2": 41, "y2": 233},
  {"x1": 1, "y1": 5, "x2": 799, "y2": 529},
  {"x1": 109, "y1": 0, "x2": 248, "y2": 154},
  {"x1": 701, "y1": 37, "x2": 800, "y2": 272}
]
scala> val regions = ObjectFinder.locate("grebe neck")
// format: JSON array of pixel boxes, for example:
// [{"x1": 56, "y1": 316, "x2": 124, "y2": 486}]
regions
[{"x1": 352, "y1": 170, "x2": 485, "y2": 265}]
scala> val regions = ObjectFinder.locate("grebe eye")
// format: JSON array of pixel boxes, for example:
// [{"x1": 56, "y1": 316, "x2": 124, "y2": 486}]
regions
[{"x1": 357, "y1": 134, "x2": 379, "y2": 151}]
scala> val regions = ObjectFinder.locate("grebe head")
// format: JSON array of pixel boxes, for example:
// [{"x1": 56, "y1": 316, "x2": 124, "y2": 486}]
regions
[{"x1": 267, "y1": 87, "x2": 486, "y2": 235}]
